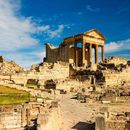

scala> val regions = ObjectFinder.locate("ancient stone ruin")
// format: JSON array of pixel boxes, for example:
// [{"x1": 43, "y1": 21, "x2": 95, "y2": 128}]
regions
[
  {"x1": 45, "y1": 29, "x2": 105, "y2": 67},
  {"x1": 0, "y1": 29, "x2": 130, "y2": 130}
]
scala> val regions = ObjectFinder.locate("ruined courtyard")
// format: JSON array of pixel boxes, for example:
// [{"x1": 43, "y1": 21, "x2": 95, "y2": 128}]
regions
[{"x1": 0, "y1": 30, "x2": 130, "y2": 130}]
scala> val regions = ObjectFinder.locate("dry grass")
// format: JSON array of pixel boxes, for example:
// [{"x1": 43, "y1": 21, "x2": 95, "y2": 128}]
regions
[{"x1": 0, "y1": 86, "x2": 30, "y2": 105}]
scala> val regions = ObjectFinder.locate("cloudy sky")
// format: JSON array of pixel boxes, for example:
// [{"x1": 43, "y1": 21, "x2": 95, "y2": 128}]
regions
[{"x1": 0, "y1": 0, "x2": 130, "y2": 68}]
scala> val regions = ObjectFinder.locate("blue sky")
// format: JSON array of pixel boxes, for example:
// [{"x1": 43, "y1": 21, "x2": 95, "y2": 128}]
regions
[{"x1": 0, "y1": 0, "x2": 130, "y2": 68}]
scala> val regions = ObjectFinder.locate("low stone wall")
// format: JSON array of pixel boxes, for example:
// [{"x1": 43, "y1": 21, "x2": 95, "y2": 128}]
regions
[
  {"x1": 106, "y1": 56, "x2": 128, "y2": 66},
  {"x1": 0, "y1": 103, "x2": 62, "y2": 130},
  {"x1": 96, "y1": 111, "x2": 130, "y2": 130},
  {"x1": 105, "y1": 121, "x2": 130, "y2": 130},
  {"x1": 0, "y1": 63, "x2": 69, "y2": 86},
  {"x1": 0, "y1": 105, "x2": 27, "y2": 130},
  {"x1": 103, "y1": 66, "x2": 130, "y2": 86},
  {"x1": 37, "y1": 107, "x2": 62, "y2": 130}
]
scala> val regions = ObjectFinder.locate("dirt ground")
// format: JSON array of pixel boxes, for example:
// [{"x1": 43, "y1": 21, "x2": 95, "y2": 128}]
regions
[
  {"x1": 59, "y1": 93, "x2": 99, "y2": 130},
  {"x1": 59, "y1": 92, "x2": 130, "y2": 130}
]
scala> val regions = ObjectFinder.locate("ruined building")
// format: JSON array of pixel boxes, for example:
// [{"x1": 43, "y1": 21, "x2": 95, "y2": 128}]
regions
[{"x1": 45, "y1": 29, "x2": 105, "y2": 67}]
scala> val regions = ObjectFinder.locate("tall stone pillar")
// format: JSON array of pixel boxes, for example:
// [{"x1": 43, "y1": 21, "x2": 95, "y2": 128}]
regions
[
  {"x1": 74, "y1": 43, "x2": 77, "y2": 66},
  {"x1": 21, "y1": 107, "x2": 27, "y2": 127},
  {"x1": 95, "y1": 44, "x2": 98, "y2": 64},
  {"x1": 82, "y1": 40, "x2": 86, "y2": 66},
  {"x1": 89, "y1": 43, "x2": 92, "y2": 66},
  {"x1": 26, "y1": 108, "x2": 30, "y2": 126},
  {"x1": 101, "y1": 46, "x2": 105, "y2": 62},
  {"x1": 67, "y1": 44, "x2": 70, "y2": 63}
]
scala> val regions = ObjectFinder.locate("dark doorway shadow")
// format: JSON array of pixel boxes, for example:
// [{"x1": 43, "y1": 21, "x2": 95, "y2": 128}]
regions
[
  {"x1": 125, "y1": 120, "x2": 130, "y2": 130},
  {"x1": 72, "y1": 121, "x2": 95, "y2": 130}
]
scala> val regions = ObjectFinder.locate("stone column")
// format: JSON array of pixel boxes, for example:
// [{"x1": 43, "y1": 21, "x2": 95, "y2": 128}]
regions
[
  {"x1": 101, "y1": 46, "x2": 105, "y2": 62},
  {"x1": 95, "y1": 113, "x2": 105, "y2": 130},
  {"x1": 82, "y1": 40, "x2": 86, "y2": 66},
  {"x1": 95, "y1": 44, "x2": 98, "y2": 64},
  {"x1": 74, "y1": 43, "x2": 77, "y2": 66},
  {"x1": 26, "y1": 108, "x2": 30, "y2": 126},
  {"x1": 67, "y1": 44, "x2": 70, "y2": 63},
  {"x1": 89, "y1": 43, "x2": 92, "y2": 66},
  {"x1": 21, "y1": 107, "x2": 27, "y2": 127}
]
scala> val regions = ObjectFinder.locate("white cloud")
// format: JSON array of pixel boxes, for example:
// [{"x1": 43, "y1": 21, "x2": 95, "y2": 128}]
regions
[
  {"x1": 0, "y1": 0, "x2": 65, "y2": 51},
  {"x1": 47, "y1": 25, "x2": 64, "y2": 38},
  {"x1": 105, "y1": 38, "x2": 130, "y2": 53},
  {"x1": 0, "y1": 0, "x2": 65, "y2": 68},
  {"x1": 86, "y1": 5, "x2": 100, "y2": 12},
  {"x1": 1, "y1": 50, "x2": 45, "y2": 69}
]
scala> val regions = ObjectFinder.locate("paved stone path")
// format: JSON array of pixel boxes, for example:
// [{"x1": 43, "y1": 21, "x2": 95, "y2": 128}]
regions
[{"x1": 60, "y1": 93, "x2": 99, "y2": 130}]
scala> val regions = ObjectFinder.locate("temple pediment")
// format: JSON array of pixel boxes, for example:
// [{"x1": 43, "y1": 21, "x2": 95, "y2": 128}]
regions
[{"x1": 84, "y1": 29, "x2": 105, "y2": 40}]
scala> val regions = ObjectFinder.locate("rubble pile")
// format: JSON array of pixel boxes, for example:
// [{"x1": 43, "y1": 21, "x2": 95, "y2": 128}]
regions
[
  {"x1": 105, "y1": 56, "x2": 128, "y2": 66},
  {"x1": 71, "y1": 56, "x2": 130, "y2": 87},
  {"x1": 0, "y1": 56, "x2": 24, "y2": 75}
]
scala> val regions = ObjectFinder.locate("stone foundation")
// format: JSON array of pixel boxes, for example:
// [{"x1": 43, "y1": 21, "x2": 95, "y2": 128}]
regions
[{"x1": 0, "y1": 103, "x2": 62, "y2": 130}]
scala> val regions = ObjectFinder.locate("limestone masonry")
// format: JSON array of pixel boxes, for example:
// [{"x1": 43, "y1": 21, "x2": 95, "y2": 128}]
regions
[
  {"x1": 0, "y1": 29, "x2": 130, "y2": 130},
  {"x1": 45, "y1": 29, "x2": 105, "y2": 67}
]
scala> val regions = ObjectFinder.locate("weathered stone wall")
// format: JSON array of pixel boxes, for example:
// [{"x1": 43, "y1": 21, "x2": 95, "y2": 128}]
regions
[
  {"x1": 103, "y1": 66, "x2": 130, "y2": 86},
  {"x1": 0, "y1": 62, "x2": 69, "y2": 86},
  {"x1": 0, "y1": 105, "x2": 27, "y2": 130},
  {"x1": 45, "y1": 42, "x2": 91, "y2": 66},
  {"x1": 46, "y1": 43, "x2": 59, "y2": 63},
  {"x1": 37, "y1": 107, "x2": 62, "y2": 130},
  {"x1": 0, "y1": 104, "x2": 62, "y2": 130},
  {"x1": 105, "y1": 121, "x2": 130, "y2": 130},
  {"x1": 96, "y1": 108, "x2": 130, "y2": 130},
  {"x1": 45, "y1": 43, "x2": 70, "y2": 63},
  {"x1": 105, "y1": 56, "x2": 128, "y2": 66}
]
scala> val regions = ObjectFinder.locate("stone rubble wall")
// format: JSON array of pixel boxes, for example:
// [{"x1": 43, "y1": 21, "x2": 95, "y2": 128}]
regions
[
  {"x1": 0, "y1": 105, "x2": 27, "y2": 130},
  {"x1": 37, "y1": 107, "x2": 63, "y2": 130},
  {"x1": 0, "y1": 60, "x2": 24, "y2": 75},
  {"x1": 105, "y1": 56, "x2": 128, "y2": 66},
  {"x1": 0, "y1": 63, "x2": 69, "y2": 86},
  {"x1": 103, "y1": 66, "x2": 130, "y2": 86},
  {"x1": 96, "y1": 106, "x2": 130, "y2": 130},
  {"x1": 0, "y1": 104, "x2": 62, "y2": 130},
  {"x1": 45, "y1": 43, "x2": 70, "y2": 64},
  {"x1": 105, "y1": 121, "x2": 130, "y2": 130}
]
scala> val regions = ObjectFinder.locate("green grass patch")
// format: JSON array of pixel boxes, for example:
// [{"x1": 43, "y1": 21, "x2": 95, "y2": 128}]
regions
[
  {"x1": 0, "y1": 86, "x2": 30, "y2": 105},
  {"x1": 26, "y1": 83, "x2": 38, "y2": 88}
]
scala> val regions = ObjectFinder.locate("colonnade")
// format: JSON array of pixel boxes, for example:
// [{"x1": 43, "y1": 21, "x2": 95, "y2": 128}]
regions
[{"x1": 74, "y1": 40, "x2": 105, "y2": 67}]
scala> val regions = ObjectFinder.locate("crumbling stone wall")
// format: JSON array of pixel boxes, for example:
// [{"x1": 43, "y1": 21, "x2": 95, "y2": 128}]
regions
[
  {"x1": 0, "y1": 58, "x2": 24, "y2": 75},
  {"x1": 0, "y1": 105, "x2": 27, "y2": 130},
  {"x1": 0, "y1": 62, "x2": 69, "y2": 86},
  {"x1": 0, "y1": 103, "x2": 62, "y2": 130},
  {"x1": 102, "y1": 66, "x2": 130, "y2": 86},
  {"x1": 37, "y1": 107, "x2": 62, "y2": 130},
  {"x1": 96, "y1": 108, "x2": 130, "y2": 130},
  {"x1": 105, "y1": 56, "x2": 128, "y2": 66},
  {"x1": 45, "y1": 43, "x2": 70, "y2": 63}
]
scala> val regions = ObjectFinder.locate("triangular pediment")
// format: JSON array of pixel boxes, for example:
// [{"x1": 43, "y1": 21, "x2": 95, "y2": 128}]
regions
[{"x1": 84, "y1": 29, "x2": 105, "y2": 40}]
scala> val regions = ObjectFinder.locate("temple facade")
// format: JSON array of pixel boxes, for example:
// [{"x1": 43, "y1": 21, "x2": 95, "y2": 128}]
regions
[{"x1": 45, "y1": 29, "x2": 105, "y2": 67}]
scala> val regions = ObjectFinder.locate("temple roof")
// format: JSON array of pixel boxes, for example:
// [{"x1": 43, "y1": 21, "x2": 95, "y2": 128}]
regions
[
  {"x1": 84, "y1": 29, "x2": 106, "y2": 40},
  {"x1": 64, "y1": 29, "x2": 106, "y2": 41}
]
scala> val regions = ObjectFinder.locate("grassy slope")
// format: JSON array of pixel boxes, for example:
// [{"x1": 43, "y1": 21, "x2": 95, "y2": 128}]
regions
[{"x1": 0, "y1": 86, "x2": 30, "y2": 105}]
